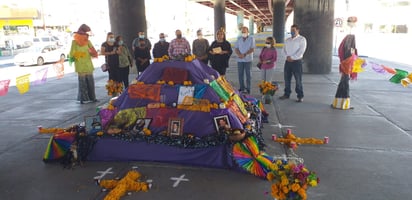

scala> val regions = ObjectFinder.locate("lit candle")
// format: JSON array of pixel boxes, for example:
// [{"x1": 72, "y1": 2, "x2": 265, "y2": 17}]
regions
[
  {"x1": 290, "y1": 141, "x2": 297, "y2": 149},
  {"x1": 324, "y1": 136, "x2": 329, "y2": 144},
  {"x1": 271, "y1": 134, "x2": 277, "y2": 141}
]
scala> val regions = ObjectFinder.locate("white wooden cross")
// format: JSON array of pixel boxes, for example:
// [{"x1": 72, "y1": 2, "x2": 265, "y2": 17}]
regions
[
  {"x1": 94, "y1": 167, "x2": 114, "y2": 180},
  {"x1": 270, "y1": 123, "x2": 295, "y2": 129},
  {"x1": 170, "y1": 174, "x2": 189, "y2": 188}
]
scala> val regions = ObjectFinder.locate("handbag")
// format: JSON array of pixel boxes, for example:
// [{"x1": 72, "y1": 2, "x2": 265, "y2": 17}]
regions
[
  {"x1": 256, "y1": 62, "x2": 262, "y2": 69},
  {"x1": 101, "y1": 63, "x2": 109, "y2": 72}
]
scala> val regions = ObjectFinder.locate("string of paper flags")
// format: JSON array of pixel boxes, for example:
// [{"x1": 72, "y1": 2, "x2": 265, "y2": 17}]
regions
[
  {"x1": 0, "y1": 61, "x2": 64, "y2": 96},
  {"x1": 1, "y1": 58, "x2": 411, "y2": 97}
]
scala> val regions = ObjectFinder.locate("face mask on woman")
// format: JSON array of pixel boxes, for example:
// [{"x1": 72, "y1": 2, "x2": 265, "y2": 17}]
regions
[
  {"x1": 265, "y1": 43, "x2": 271, "y2": 48},
  {"x1": 118, "y1": 40, "x2": 124, "y2": 45},
  {"x1": 108, "y1": 38, "x2": 115, "y2": 43}
]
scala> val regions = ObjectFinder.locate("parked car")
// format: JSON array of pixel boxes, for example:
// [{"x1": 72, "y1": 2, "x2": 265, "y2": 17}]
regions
[
  {"x1": 32, "y1": 36, "x2": 63, "y2": 47},
  {"x1": 14, "y1": 44, "x2": 66, "y2": 66}
]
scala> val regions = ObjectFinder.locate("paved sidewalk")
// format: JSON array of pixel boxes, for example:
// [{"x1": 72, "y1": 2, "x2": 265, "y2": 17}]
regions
[{"x1": 0, "y1": 43, "x2": 411, "y2": 199}]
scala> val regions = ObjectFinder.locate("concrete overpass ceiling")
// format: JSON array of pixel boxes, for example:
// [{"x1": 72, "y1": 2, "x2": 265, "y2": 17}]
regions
[{"x1": 193, "y1": 0, "x2": 295, "y2": 25}]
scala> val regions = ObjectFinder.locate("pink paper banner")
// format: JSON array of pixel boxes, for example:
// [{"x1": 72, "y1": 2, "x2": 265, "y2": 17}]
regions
[{"x1": 0, "y1": 79, "x2": 11, "y2": 96}]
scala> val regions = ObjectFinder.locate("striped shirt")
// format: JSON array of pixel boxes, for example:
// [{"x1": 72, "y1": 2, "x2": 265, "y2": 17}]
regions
[{"x1": 168, "y1": 38, "x2": 191, "y2": 58}]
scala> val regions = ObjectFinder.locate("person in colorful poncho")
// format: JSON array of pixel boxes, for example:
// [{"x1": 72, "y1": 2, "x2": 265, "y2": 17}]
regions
[
  {"x1": 332, "y1": 17, "x2": 358, "y2": 110},
  {"x1": 69, "y1": 24, "x2": 99, "y2": 104}
]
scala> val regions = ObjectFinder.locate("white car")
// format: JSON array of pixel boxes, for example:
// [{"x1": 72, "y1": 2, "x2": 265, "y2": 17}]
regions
[
  {"x1": 14, "y1": 45, "x2": 66, "y2": 66},
  {"x1": 32, "y1": 36, "x2": 63, "y2": 46}
]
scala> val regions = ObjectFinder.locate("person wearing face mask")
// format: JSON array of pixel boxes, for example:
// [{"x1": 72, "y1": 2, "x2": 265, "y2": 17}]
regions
[
  {"x1": 132, "y1": 31, "x2": 152, "y2": 53},
  {"x1": 234, "y1": 26, "x2": 255, "y2": 94},
  {"x1": 208, "y1": 28, "x2": 232, "y2": 76},
  {"x1": 192, "y1": 29, "x2": 210, "y2": 64},
  {"x1": 152, "y1": 33, "x2": 170, "y2": 58},
  {"x1": 133, "y1": 38, "x2": 151, "y2": 76},
  {"x1": 279, "y1": 24, "x2": 307, "y2": 103},
  {"x1": 168, "y1": 29, "x2": 191, "y2": 60},
  {"x1": 115, "y1": 35, "x2": 133, "y2": 87},
  {"x1": 101, "y1": 32, "x2": 121, "y2": 85},
  {"x1": 258, "y1": 37, "x2": 277, "y2": 83}
]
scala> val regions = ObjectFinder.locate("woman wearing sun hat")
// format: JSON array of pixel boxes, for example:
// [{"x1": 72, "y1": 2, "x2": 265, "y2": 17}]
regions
[{"x1": 69, "y1": 24, "x2": 99, "y2": 104}]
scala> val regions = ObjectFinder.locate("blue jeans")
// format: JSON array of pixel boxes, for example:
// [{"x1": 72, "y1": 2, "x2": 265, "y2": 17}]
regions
[
  {"x1": 283, "y1": 60, "x2": 304, "y2": 98},
  {"x1": 237, "y1": 62, "x2": 252, "y2": 92}
]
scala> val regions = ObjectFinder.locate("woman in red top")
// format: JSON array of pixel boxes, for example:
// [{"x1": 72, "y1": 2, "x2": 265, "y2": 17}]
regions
[{"x1": 258, "y1": 37, "x2": 277, "y2": 82}]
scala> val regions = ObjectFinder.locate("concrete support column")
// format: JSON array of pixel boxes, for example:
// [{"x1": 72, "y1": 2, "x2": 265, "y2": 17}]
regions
[
  {"x1": 237, "y1": 11, "x2": 244, "y2": 36},
  {"x1": 108, "y1": 0, "x2": 146, "y2": 49},
  {"x1": 294, "y1": 0, "x2": 334, "y2": 74},
  {"x1": 272, "y1": 0, "x2": 285, "y2": 43},
  {"x1": 214, "y1": 0, "x2": 226, "y2": 34},
  {"x1": 249, "y1": 16, "x2": 254, "y2": 35}
]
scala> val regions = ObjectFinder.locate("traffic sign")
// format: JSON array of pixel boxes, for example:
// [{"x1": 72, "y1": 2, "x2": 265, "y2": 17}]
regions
[{"x1": 335, "y1": 18, "x2": 343, "y2": 27}]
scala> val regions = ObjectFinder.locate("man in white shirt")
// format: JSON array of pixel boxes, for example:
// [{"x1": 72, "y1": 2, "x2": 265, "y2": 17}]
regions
[
  {"x1": 279, "y1": 24, "x2": 307, "y2": 102},
  {"x1": 234, "y1": 27, "x2": 255, "y2": 94}
]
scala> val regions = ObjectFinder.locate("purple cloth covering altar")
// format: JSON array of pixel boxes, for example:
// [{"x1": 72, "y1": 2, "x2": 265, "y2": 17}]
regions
[
  {"x1": 137, "y1": 59, "x2": 219, "y2": 84},
  {"x1": 92, "y1": 60, "x2": 245, "y2": 169},
  {"x1": 88, "y1": 138, "x2": 234, "y2": 169}
]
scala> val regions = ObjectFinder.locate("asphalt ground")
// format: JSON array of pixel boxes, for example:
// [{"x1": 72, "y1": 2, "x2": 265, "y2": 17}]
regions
[{"x1": 0, "y1": 43, "x2": 412, "y2": 200}]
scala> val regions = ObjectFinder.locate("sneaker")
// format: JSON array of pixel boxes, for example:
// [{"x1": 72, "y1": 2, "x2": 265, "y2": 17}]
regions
[
  {"x1": 296, "y1": 98, "x2": 303, "y2": 102},
  {"x1": 279, "y1": 95, "x2": 289, "y2": 100},
  {"x1": 92, "y1": 99, "x2": 100, "y2": 103}
]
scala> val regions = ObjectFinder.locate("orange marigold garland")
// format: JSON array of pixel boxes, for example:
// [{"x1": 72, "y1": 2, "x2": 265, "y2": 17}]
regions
[
  {"x1": 274, "y1": 129, "x2": 326, "y2": 150},
  {"x1": 99, "y1": 170, "x2": 149, "y2": 200}
]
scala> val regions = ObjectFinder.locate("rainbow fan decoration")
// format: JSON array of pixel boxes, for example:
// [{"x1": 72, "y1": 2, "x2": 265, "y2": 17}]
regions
[
  {"x1": 43, "y1": 132, "x2": 75, "y2": 162},
  {"x1": 232, "y1": 136, "x2": 273, "y2": 178}
]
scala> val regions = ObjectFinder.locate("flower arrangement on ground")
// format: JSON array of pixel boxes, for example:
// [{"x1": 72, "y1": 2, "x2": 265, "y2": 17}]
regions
[
  {"x1": 258, "y1": 80, "x2": 278, "y2": 96},
  {"x1": 267, "y1": 159, "x2": 319, "y2": 200},
  {"x1": 105, "y1": 80, "x2": 123, "y2": 96}
]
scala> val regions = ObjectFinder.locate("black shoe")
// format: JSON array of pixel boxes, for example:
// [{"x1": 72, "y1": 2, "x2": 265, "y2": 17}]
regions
[
  {"x1": 92, "y1": 99, "x2": 99, "y2": 103},
  {"x1": 80, "y1": 101, "x2": 84, "y2": 104},
  {"x1": 296, "y1": 98, "x2": 303, "y2": 102},
  {"x1": 246, "y1": 89, "x2": 250, "y2": 94},
  {"x1": 279, "y1": 95, "x2": 289, "y2": 100}
]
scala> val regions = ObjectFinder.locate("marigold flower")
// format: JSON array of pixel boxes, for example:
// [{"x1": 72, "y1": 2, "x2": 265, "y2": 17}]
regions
[
  {"x1": 298, "y1": 188, "x2": 307, "y2": 199},
  {"x1": 309, "y1": 179, "x2": 318, "y2": 187},
  {"x1": 280, "y1": 176, "x2": 289, "y2": 186},
  {"x1": 291, "y1": 183, "x2": 301, "y2": 192},
  {"x1": 266, "y1": 172, "x2": 275, "y2": 181}
]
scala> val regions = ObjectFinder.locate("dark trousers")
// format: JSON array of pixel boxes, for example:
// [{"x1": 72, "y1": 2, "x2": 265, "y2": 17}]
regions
[
  {"x1": 77, "y1": 74, "x2": 96, "y2": 101},
  {"x1": 118, "y1": 66, "x2": 130, "y2": 88},
  {"x1": 283, "y1": 60, "x2": 304, "y2": 98}
]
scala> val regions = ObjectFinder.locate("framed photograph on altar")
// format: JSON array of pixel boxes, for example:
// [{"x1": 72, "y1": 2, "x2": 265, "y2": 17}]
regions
[
  {"x1": 132, "y1": 118, "x2": 152, "y2": 132},
  {"x1": 213, "y1": 115, "x2": 231, "y2": 134},
  {"x1": 84, "y1": 115, "x2": 102, "y2": 135},
  {"x1": 168, "y1": 118, "x2": 184, "y2": 136}
]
